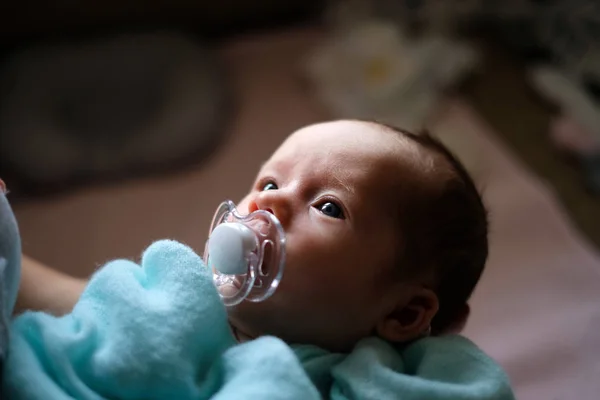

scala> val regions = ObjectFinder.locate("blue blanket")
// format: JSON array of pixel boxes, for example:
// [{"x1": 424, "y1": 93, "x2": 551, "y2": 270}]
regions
[
  {"x1": 2, "y1": 240, "x2": 515, "y2": 399},
  {"x1": 0, "y1": 191, "x2": 21, "y2": 370}
]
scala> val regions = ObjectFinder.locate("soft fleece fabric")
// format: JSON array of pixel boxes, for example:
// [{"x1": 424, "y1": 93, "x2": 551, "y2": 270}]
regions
[
  {"x1": 2, "y1": 240, "x2": 515, "y2": 399},
  {"x1": 0, "y1": 190, "x2": 21, "y2": 372}
]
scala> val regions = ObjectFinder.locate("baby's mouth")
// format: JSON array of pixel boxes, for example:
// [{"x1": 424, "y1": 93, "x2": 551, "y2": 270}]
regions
[{"x1": 217, "y1": 275, "x2": 244, "y2": 297}]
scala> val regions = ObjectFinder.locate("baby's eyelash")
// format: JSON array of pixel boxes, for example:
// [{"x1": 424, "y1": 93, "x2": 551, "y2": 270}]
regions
[
  {"x1": 256, "y1": 177, "x2": 277, "y2": 190},
  {"x1": 312, "y1": 196, "x2": 348, "y2": 220}
]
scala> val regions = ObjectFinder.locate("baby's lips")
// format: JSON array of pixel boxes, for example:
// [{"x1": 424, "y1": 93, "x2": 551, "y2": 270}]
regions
[{"x1": 0, "y1": 179, "x2": 6, "y2": 194}]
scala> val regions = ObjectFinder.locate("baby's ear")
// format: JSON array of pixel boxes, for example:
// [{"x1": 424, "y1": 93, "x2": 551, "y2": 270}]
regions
[{"x1": 376, "y1": 287, "x2": 439, "y2": 343}]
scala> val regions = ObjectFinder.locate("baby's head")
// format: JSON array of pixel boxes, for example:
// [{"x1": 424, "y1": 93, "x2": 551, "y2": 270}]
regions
[{"x1": 228, "y1": 120, "x2": 487, "y2": 352}]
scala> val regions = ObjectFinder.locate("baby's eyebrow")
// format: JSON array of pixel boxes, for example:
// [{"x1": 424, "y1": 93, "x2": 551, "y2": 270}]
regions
[
  {"x1": 334, "y1": 177, "x2": 355, "y2": 195},
  {"x1": 329, "y1": 165, "x2": 356, "y2": 195}
]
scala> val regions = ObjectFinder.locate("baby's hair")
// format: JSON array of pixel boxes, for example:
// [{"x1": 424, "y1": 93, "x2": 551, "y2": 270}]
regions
[{"x1": 381, "y1": 124, "x2": 489, "y2": 335}]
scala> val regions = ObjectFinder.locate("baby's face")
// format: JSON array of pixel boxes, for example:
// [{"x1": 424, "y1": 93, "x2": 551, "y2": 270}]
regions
[{"x1": 228, "y1": 121, "x2": 425, "y2": 351}]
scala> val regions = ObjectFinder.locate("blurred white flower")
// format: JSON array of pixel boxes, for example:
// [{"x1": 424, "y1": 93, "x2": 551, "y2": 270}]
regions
[
  {"x1": 530, "y1": 66, "x2": 600, "y2": 146},
  {"x1": 306, "y1": 20, "x2": 479, "y2": 130}
]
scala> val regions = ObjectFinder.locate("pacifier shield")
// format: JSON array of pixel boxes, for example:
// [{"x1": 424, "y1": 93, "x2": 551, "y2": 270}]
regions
[{"x1": 204, "y1": 200, "x2": 286, "y2": 306}]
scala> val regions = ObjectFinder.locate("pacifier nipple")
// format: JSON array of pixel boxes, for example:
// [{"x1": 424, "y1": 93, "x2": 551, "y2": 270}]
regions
[{"x1": 207, "y1": 223, "x2": 256, "y2": 275}]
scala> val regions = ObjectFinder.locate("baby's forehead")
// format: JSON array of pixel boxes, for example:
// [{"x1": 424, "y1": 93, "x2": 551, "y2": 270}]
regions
[
  {"x1": 275, "y1": 121, "x2": 432, "y2": 172},
  {"x1": 274, "y1": 121, "x2": 408, "y2": 161},
  {"x1": 267, "y1": 120, "x2": 437, "y2": 193}
]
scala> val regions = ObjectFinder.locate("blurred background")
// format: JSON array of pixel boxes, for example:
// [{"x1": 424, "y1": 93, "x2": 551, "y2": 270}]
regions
[{"x1": 1, "y1": 1, "x2": 600, "y2": 399}]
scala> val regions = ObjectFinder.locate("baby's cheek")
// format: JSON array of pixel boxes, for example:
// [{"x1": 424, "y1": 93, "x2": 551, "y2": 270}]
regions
[
  {"x1": 236, "y1": 196, "x2": 251, "y2": 214},
  {"x1": 282, "y1": 224, "x2": 355, "y2": 292},
  {"x1": 303, "y1": 253, "x2": 356, "y2": 292}
]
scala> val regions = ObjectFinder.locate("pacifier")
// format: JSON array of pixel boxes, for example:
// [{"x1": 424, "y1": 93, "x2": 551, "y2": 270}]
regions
[{"x1": 203, "y1": 200, "x2": 286, "y2": 306}]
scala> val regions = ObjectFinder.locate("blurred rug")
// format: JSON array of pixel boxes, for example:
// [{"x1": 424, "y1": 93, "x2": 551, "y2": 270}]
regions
[{"x1": 0, "y1": 31, "x2": 231, "y2": 197}]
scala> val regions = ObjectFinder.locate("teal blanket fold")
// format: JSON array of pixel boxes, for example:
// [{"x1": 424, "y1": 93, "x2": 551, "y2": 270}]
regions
[{"x1": 2, "y1": 240, "x2": 514, "y2": 400}]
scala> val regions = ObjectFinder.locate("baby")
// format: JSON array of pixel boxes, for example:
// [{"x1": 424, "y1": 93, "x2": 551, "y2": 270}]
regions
[
  {"x1": 2, "y1": 120, "x2": 512, "y2": 399},
  {"x1": 229, "y1": 120, "x2": 486, "y2": 351}
]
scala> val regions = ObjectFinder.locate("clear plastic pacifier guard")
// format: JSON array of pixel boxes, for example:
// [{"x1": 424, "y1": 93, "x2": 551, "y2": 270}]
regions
[{"x1": 203, "y1": 200, "x2": 286, "y2": 306}]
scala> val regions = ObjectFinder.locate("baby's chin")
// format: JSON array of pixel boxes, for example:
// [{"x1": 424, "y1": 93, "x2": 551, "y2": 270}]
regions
[
  {"x1": 228, "y1": 320, "x2": 255, "y2": 343},
  {"x1": 226, "y1": 300, "x2": 289, "y2": 344},
  {"x1": 227, "y1": 310, "x2": 261, "y2": 343}
]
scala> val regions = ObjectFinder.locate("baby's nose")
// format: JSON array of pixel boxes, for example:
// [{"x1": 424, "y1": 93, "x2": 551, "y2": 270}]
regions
[{"x1": 252, "y1": 193, "x2": 291, "y2": 228}]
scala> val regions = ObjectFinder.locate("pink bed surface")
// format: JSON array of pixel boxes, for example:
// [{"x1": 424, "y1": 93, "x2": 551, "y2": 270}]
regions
[
  {"x1": 430, "y1": 102, "x2": 600, "y2": 400},
  {"x1": 13, "y1": 27, "x2": 600, "y2": 399}
]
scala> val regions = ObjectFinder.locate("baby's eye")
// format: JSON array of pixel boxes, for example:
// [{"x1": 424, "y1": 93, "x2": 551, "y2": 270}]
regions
[
  {"x1": 262, "y1": 181, "x2": 278, "y2": 191},
  {"x1": 316, "y1": 201, "x2": 345, "y2": 219}
]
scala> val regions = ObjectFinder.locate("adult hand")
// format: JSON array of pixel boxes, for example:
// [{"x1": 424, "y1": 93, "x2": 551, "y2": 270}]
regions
[{"x1": 16, "y1": 254, "x2": 87, "y2": 316}]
